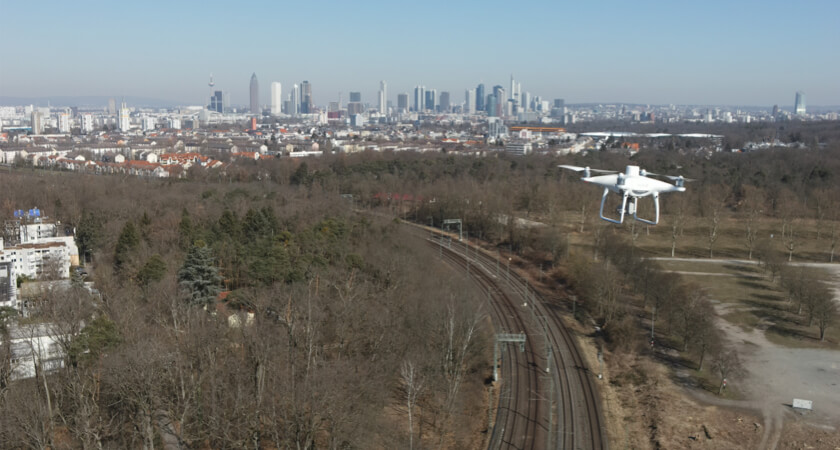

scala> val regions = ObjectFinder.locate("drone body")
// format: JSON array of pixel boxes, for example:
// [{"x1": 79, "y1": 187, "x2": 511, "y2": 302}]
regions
[{"x1": 560, "y1": 165, "x2": 688, "y2": 225}]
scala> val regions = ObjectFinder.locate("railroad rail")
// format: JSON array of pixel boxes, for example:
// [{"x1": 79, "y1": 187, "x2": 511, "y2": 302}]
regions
[{"x1": 411, "y1": 225, "x2": 607, "y2": 450}]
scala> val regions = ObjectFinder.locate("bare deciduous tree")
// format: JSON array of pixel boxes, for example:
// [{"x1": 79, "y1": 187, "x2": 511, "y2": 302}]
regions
[
  {"x1": 711, "y1": 349, "x2": 743, "y2": 395},
  {"x1": 813, "y1": 292, "x2": 838, "y2": 342},
  {"x1": 400, "y1": 360, "x2": 424, "y2": 450},
  {"x1": 669, "y1": 206, "x2": 685, "y2": 257},
  {"x1": 829, "y1": 220, "x2": 839, "y2": 263},
  {"x1": 707, "y1": 205, "x2": 723, "y2": 259}
]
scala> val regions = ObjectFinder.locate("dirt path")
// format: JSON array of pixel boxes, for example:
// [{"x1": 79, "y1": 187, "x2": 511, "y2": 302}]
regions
[
  {"x1": 713, "y1": 301, "x2": 840, "y2": 448},
  {"x1": 653, "y1": 257, "x2": 840, "y2": 449}
]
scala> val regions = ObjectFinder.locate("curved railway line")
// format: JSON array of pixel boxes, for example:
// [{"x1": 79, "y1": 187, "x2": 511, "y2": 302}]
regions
[{"x1": 409, "y1": 224, "x2": 607, "y2": 450}]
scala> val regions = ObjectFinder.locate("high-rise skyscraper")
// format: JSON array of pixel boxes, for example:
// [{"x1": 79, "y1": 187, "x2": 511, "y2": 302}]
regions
[
  {"x1": 379, "y1": 81, "x2": 387, "y2": 115},
  {"x1": 795, "y1": 91, "x2": 806, "y2": 115},
  {"x1": 347, "y1": 102, "x2": 363, "y2": 115},
  {"x1": 119, "y1": 100, "x2": 130, "y2": 132},
  {"x1": 250, "y1": 73, "x2": 259, "y2": 114},
  {"x1": 476, "y1": 84, "x2": 485, "y2": 112},
  {"x1": 486, "y1": 95, "x2": 498, "y2": 118},
  {"x1": 271, "y1": 82, "x2": 282, "y2": 115},
  {"x1": 300, "y1": 81, "x2": 312, "y2": 114},
  {"x1": 465, "y1": 89, "x2": 476, "y2": 114},
  {"x1": 81, "y1": 114, "x2": 94, "y2": 134},
  {"x1": 108, "y1": 98, "x2": 116, "y2": 115},
  {"x1": 413, "y1": 86, "x2": 425, "y2": 112},
  {"x1": 397, "y1": 93, "x2": 409, "y2": 112},
  {"x1": 291, "y1": 84, "x2": 300, "y2": 115},
  {"x1": 425, "y1": 89, "x2": 436, "y2": 111},
  {"x1": 30, "y1": 110, "x2": 43, "y2": 135},
  {"x1": 210, "y1": 91, "x2": 224, "y2": 113},
  {"x1": 57, "y1": 112, "x2": 71, "y2": 133},
  {"x1": 493, "y1": 86, "x2": 505, "y2": 116},
  {"x1": 349, "y1": 92, "x2": 362, "y2": 103},
  {"x1": 439, "y1": 92, "x2": 450, "y2": 113},
  {"x1": 510, "y1": 74, "x2": 516, "y2": 101}
]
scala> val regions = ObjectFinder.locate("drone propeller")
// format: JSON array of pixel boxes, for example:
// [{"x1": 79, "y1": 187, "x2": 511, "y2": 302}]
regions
[
  {"x1": 558, "y1": 165, "x2": 616, "y2": 174},
  {"x1": 645, "y1": 172, "x2": 695, "y2": 188},
  {"x1": 645, "y1": 172, "x2": 696, "y2": 182}
]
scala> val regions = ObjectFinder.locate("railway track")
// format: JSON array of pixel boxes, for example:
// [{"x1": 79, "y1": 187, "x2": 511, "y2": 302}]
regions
[{"x1": 413, "y1": 225, "x2": 607, "y2": 450}]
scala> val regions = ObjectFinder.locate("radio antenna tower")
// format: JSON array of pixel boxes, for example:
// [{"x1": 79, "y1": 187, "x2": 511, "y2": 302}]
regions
[{"x1": 207, "y1": 73, "x2": 215, "y2": 109}]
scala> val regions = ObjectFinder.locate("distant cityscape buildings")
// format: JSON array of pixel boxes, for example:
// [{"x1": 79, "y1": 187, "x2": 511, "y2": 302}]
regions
[
  {"x1": 30, "y1": 110, "x2": 43, "y2": 135},
  {"x1": 439, "y1": 92, "x2": 450, "y2": 113},
  {"x1": 1, "y1": 76, "x2": 831, "y2": 140},
  {"x1": 210, "y1": 91, "x2": 224, "y2": 113},
  {"x1": 300, "y1": 81, "x2": 312, "y2": 114},
  {"x1": 379, "y1": 81, "x2": 387, "y2": 115},
  {"x1": 465, "y1": 89, "x2": 476, "y2": 114},
  {"x1": 425, "y1": 89, "x2": 436, "y2": 112},
  {"x1": 795, "y1": 91, "x2": 806, "y2": 116},
  {"x1": 249, "y1": 73, "x2": 259, "y2": 114},
  {"x1": 271, "y1": 82, "x2": 282, "y2": 115},
  {"x1": 118, "y1": 101, "x2": 130, "y2": 132},
  {"x1": 413, "y1": 86, "x2": 425, "y2": 112}
]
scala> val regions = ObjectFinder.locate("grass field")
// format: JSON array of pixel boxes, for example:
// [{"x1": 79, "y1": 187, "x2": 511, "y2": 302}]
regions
[
  {"x1": 656, "y1": 259, "x2": 839, "y2": 349},
  {"x1": 558, "y1": 210, "x2": 838, "y2": 263},
  {"x1": 556, "y1": 207, "x2": 840, "y2": 347}
]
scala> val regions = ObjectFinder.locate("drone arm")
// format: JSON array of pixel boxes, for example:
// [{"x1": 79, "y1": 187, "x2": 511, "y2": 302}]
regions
[
  {"x1": 599, "y1": 187, "x2": 626, "y2": 224},
  {"x1": 634, "y1": 192, "x2": 660, "y2": 225}
]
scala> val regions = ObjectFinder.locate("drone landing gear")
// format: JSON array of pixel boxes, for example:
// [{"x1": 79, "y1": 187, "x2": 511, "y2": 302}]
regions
[{"x1": 598, "y1": 189, "x2": 660, "y2": 225}]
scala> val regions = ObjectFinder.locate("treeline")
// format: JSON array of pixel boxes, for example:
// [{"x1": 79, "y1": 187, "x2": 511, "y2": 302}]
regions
[
  {"x1": 562, "y1": 234, "x2": 739, "y2": 394},
  {"x1": 0, "y1": 172, "x2": 490, "y2": 448},
  {"x1": 210, "y1": 142, "x2": 840, "y2": 228},
  {"x1": 565, "y1": 118, "x2": 840, "y2": 149}
]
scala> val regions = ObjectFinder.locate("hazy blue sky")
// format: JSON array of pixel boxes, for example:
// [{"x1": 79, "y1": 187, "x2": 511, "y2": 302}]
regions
[{"x1": 1, "y1": 0, "x2": 838, "y2": 107}]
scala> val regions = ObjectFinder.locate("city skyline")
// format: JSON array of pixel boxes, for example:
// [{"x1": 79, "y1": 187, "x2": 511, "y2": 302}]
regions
[{"x1": 1, "y1": 0, "x2": 838, "y2": 107}]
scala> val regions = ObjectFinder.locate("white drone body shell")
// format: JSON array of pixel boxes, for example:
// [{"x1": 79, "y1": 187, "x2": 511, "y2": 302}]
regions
[{"x1": 565, "y1": 165, "x2": 687, "y2": 225}]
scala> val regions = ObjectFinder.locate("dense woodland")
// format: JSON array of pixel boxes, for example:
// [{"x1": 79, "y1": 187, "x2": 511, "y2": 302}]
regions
[
  {"x1": 1, "y1": 121, "x2": 839, "y2": 448},
  {"x1": 0, "y1": 174, "x2": 491, "y2": 448}
]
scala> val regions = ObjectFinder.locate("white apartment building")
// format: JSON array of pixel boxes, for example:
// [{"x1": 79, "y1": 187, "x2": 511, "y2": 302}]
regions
[
  {"x1": 505, "y1": 140, "x2": 532, "y2": 156},
  {"x1": 81, "y1": 114, "x2": 94, "y2": 133},
  {"x1": 119, "y1": 102, "x2": 131, "y2": 132},
  {"x1": 0, "y1": 215, "x2": 79, "y2": 282},
  {"x1": 7, "y1": 323, "x2": 68, "y2": 380},
  {"x1": 57, "y1": 113, "x2": 71, "y2": 133},
  {"x1": 142, "y1": 116, "x2": 156, "y2": 131}
]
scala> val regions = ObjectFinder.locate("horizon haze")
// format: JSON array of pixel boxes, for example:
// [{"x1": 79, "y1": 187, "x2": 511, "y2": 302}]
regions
[{"x1": 1, "y1": 0, "x2": 838, "y2": 107}]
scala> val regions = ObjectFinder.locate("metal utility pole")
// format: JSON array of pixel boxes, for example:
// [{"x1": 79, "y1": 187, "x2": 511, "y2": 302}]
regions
[
  {"x1": 651, "y1": 305, "x2": 656, "y2": 339},
  {"x1": 464, "y1": 231, "x2": 470, "y2": 275},
  {"x1": 442, "y1": 218, "x2": 462, "y2": 241},
  {"x1": 597, "y1": 351, "x2": 603, "y2": 379},
  {"x1": 493, "y1": 333, "x2": 526, "y2": 382},
  {"x1": 547, "y1": 370, "x2": 556, "y2": 450}
]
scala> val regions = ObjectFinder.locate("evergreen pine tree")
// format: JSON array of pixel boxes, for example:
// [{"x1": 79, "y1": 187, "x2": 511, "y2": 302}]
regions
[
  {"x1": 137, "y1": 254, "x2": 167, "y2": 286},
  {"x1": 178, "y1": 245, "x2": 222, "y2": 308},
  {"x1": 114, "y1": 221, "x2": 139, "y2": 271}
]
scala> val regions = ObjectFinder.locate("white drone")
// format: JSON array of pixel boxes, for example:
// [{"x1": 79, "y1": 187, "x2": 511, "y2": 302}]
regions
[{"x1": 559, "y1": 164, "x2": 690, "y2": 225}]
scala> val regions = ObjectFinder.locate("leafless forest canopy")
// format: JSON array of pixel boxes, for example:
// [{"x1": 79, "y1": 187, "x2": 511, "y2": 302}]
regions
[{"x1": 1, "y1": 121, "x2": 839, "y2": 448}]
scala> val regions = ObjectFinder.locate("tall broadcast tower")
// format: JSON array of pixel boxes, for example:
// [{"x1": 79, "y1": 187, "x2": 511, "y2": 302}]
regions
[{"x1": 208, "y1": 74, "x2": 215, "y2": 109}]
